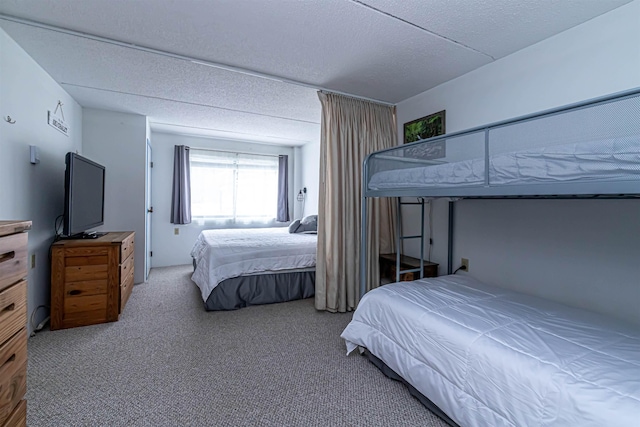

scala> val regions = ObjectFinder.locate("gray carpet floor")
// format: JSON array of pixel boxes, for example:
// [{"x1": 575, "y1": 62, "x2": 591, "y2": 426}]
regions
[{"x1": 26, "y1": 265, "x2": 448, "y2": 426}]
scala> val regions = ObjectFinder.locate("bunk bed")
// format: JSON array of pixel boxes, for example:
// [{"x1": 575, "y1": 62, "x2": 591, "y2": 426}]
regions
[
  {"x1": 344, "y1": 88, "x2": 640, "y2": 426},
  {"x1": 191, "y1": 227, "x2": 317, "y2": 310}
]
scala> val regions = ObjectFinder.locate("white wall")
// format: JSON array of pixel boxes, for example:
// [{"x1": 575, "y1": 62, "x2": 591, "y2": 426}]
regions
[
  {"x1": 82, "y1": 108, "x2": 147, "y2": 283},
  {"x1": 300, "y1": 140, "x2": 320, "y2": 217},
  {"x1": 455, "y1": 198, "x2": 640, "y2": 316},
  {"x1": 0, "y1": 28, "x2": 83, "y2": 331},
  {"x1": 150, "y1": 132, "x2": 296, "y2": 267},
  {"x1": 396, "y1": 1, "x2": 640, "y2": 325}
]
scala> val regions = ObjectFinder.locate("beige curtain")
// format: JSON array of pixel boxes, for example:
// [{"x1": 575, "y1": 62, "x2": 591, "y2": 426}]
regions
[{"x1": 315, "y1": 92, "x2": 397, "y2": 313}]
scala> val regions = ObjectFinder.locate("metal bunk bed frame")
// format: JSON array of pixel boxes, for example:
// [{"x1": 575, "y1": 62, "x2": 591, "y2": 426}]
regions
[
  {"x1": 394, "y1": 198, "x2": 426, "y2": 283},
  {"x1": 360, "y1": 87, "x2": 640, "y2": 297}
]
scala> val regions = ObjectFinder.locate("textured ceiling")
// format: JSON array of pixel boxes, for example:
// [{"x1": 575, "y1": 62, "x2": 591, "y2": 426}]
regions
[{"x1": 0, "y1": 0, "x2": 632, "y2": 146}]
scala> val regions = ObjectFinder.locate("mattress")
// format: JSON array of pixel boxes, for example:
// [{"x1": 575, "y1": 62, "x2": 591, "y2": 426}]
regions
[
  {"x1": 190, "y1": 227, "x2": 317, "y2": 302},
  {"x1": 369, "y1": 137, "x2": 640, "y2": 190},
  {"x1": 341, "y1": 275, "x2": 640, "y2": 426}
]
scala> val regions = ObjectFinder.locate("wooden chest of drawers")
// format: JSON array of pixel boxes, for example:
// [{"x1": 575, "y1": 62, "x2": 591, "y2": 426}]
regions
[
  {"x1": 51, "y1": 231, "x2": 135, "y2": 330},
  {"x1": 379, "y1": 253, "x2": 438, "y2": 283},
  {"x1": 0, "y1": 220, "x2": 31, "y2": 427}
]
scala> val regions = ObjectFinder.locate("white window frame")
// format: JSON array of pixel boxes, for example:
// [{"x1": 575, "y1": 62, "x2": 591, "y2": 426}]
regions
[{"x1": 190, "y1": 149, "x2": 280, "y2": 225}]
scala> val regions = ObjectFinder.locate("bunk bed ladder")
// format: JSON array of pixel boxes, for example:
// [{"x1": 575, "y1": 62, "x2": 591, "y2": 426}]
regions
[{"x1": 395, "y1": 198, "x2": 425, "y2": 283}]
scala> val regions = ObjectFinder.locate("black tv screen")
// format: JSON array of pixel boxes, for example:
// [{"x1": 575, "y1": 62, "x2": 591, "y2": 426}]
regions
[{"x1": 63, "y1": 152, "x2": 105, "y2": 237}]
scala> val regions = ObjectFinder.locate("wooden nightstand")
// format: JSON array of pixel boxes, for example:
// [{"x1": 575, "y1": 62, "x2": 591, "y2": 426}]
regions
[
  {"x1": 50, "y1": 231, "x2": 135, "y2": 330},
  {"x1": 379, "y1": 253, "x2": 438, "y2": 283}
]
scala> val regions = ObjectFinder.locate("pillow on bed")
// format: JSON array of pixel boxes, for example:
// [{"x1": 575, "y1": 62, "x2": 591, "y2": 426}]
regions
[
  {"x1": 289, "y1": 215, "x2": 318, "y2": 233},
  {"x1": 300, "y1": 215, "x2": 317, "y2": 231},
  {"x1": 288, "y1": 220, "x2": 301, "y2": 233}
]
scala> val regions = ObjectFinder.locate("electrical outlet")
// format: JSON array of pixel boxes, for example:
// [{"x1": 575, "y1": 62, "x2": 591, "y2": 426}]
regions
[
  {"x1": 174, "y1": 228, "x2": 179, "y2": 235},
  {"x1": 31, "y1": 253, "x2": 36, "y2": 269},
  {"x1": 461, "y1": 258, "x2": 469, "y2": 272}
]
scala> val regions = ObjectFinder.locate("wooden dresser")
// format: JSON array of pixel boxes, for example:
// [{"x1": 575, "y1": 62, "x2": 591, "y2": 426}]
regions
[
  {"x1": 50, "y1": 231, "x2": 134, "y2": 330},
  {"x1": 0, "y1": 220, "x2": 30, "y2": 427}
]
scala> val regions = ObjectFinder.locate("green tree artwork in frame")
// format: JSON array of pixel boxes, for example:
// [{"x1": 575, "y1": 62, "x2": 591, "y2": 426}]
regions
[{"x1": 403, "y1": 110, "x2": 446, "y2": 160}]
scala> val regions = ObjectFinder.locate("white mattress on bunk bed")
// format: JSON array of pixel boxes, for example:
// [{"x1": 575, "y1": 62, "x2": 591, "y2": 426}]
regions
[
  {"x1": 369, "y1": 136, "x2": 640, "y2": 189},
  {"x1": 190, "y1": 227, "x2": 317, "y2": 302},
  {"x1": 341, "y1": 275, "x2": 640, "y2": 427}
]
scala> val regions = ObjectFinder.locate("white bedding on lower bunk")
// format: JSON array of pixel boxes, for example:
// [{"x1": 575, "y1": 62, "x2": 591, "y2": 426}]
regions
[
  {"x1": 190, "y1": 227, "x2": 317, "y2": 302},
  {"x1": 341, "y1": 275, "x2": 640, "y2": 427},
  {"x1": 369, "y1": 137, "x2": 640, "y2": 189}
]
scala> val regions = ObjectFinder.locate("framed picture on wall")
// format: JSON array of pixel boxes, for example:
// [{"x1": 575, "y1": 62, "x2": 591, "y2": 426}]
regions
[{"x1": 403, "y1": 110, "x2": 446, "y2": 160}]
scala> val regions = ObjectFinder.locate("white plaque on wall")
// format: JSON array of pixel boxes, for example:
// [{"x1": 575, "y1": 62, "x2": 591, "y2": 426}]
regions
[{"x1": 48, "y1": 111, "x2": 69, "y2": 136}]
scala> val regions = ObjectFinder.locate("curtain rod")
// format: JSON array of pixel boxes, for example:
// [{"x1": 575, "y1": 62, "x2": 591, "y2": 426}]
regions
[
  {"x1": 318, "y1": 90, "x2": 395, "y2": 108},
  {"x1": 189, "y1": 146, "x2": 285, "y2": 158},
  {"x1": 0, "y1": 13, "x2": 394, "y2": 107}
]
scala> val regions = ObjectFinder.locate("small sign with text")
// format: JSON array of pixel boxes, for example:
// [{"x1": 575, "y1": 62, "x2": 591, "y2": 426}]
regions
[{"x1": 48, "y1": 111, "x2": 69, "y2": 136}]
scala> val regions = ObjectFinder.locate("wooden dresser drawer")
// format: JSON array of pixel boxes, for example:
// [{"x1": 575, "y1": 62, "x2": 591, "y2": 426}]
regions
[
  {"x1": 120, "y1": 268, "x2": 134, "y2": 313},
  {"x1": 2, "y1": 399, "x2": 26, "y2": 427},
  {"x1": 64, "y1": 253, "x2": 109, "y2": 283},
  {"x1": 120, "y1": 255, "x2": 134, "y2": 283},
  {"x1": 63, "y1": 265, "x2": 109, "y2": 283},
  {"x1": 0, "y1": 233, "x2": 27, "y2": 293},
  {"x1": 0, "y1": 330, "x2": 27, "y2": 426},
  {"x1": 0, "y1": 221, "x2": 29, "y2": 427},
  {"x1": 63, "y1": 290, "x2": 108, "y2": 315},
  {"x1": 61, "y1": 278, "x2": 109, "y2": 328},
  {"x1": 65, "y1": 279, "x2": 108, "y2": 298},
  {"x1": 0, "y1": 281, "x2": 27, "y2": 347},
  {"x1": 120, "y1": 234, "x2": 134, "y2": 263},
  {"x1": 62, "y1": 307, "x2": 108, "y2": 328}
]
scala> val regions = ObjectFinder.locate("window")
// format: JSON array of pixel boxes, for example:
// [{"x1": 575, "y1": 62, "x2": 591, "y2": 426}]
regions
[{"x1": 190, "y1": 150, "x2": 279, "y2": 224}]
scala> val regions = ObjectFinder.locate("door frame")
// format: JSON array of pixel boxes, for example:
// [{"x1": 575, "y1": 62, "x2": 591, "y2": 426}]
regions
[{"x1": 145, "y1": 138, "x2": 152, "y2": 281}]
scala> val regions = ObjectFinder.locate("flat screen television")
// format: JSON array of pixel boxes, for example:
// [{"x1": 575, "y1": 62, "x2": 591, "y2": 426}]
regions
[{"x1": 63, "y1": 152, "x2": 106, "y2": 238}]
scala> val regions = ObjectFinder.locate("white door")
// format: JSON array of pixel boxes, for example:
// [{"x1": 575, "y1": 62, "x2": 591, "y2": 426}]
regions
[{"x1": 145, "y1": 139, "x2": 152, "y2": 281}]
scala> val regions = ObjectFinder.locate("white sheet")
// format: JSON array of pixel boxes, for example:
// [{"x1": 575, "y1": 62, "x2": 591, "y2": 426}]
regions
[
  {"x1": 369, "y1": 137, "x2": 640, "y2": 189},
  {"x1": 341, "y1": 275, "x2": 640, "y2": 427},
  {"x1": 190, "y1": 228, "x2": 317, "y2": 302}
]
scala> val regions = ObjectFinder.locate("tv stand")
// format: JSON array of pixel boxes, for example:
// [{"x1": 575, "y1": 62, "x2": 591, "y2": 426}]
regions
[
  {"x1": 50, "y1": 231, "x2": 135, "y2": 330},
  {"x1": 60, "y1": 231, "x2": 108, "y2": 240}
]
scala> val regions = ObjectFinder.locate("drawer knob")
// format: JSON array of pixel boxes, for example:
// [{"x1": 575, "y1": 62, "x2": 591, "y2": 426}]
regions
[
  {"x1": 0, "y1": 250, "x2": 15, "y2": 264},
  {"x1": 2, "y1": 303, "x2": 15, "y2": 313},
  {"x1": 69, "y1": 290, "x2": 81, "y2": 296}
]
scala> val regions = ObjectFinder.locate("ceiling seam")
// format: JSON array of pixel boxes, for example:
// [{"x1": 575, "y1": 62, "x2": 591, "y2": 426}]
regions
[
  {"x1": 350, "y1": 0, "x2": 496, "y2": 61},
  {"x1": 150, "y1": 122, "x2": 311, "y2": 145},
  {"x1": 0, "y1": 13, "x2": 395, "y2": 106},
  {"x1": 60, "y1": 82, "x2": 321, "y2": 125}
]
